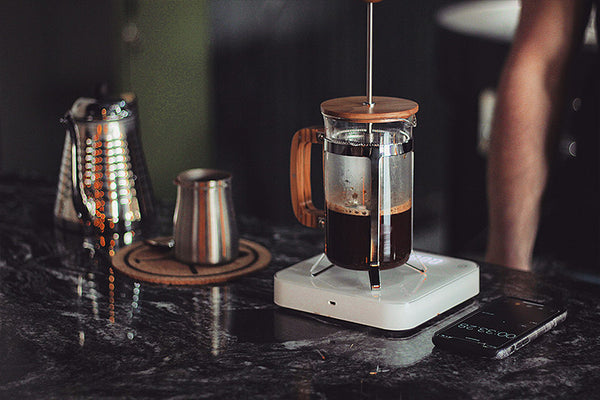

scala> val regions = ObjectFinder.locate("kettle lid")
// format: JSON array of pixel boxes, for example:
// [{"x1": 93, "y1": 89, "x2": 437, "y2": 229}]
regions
[{"x1": 69, "y1": 92, "x2": 137, "y2": 121}]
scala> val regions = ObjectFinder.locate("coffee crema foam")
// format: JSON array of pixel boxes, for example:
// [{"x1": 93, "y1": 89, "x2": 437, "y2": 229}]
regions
[{"x1": 327, "y1": 199, "x2": 411, "y2": 216}]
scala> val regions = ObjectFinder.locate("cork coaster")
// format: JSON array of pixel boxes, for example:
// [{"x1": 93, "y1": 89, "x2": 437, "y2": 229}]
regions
[{"x1": 111, "y1": 238, "x2": 271, "y2": 285}]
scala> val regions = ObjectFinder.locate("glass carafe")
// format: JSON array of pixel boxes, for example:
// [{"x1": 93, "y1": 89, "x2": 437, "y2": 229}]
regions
[{"x1": 291, "y1": 96, "x2": 418, "y2": 276}]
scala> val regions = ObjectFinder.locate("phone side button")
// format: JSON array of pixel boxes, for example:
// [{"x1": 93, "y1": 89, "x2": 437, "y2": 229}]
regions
[{"x1": 515, "y1": 338, "x2": 530, "y2": 350}]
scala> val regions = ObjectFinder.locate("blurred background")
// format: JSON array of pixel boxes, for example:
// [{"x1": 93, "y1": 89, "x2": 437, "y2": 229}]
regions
[{"x1": 1, "y1": 0, "x2": 598, "y2": 268}]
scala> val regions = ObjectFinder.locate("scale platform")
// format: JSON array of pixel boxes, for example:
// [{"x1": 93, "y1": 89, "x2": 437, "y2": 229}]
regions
[{"x1": 274, "y1": 251, "x2": 479, "y2": 331}]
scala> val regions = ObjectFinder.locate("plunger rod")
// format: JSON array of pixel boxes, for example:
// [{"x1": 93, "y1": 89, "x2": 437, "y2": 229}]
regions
[
  {"x1": 364, "y1": 0, "x2": 382, "y2": 106},
  {"x1": 366, "y1": 2, "x2": 373, "y2": 107}
]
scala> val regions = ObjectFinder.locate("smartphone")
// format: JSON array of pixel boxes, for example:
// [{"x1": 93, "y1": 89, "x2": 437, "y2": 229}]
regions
[{"x1": 432, "y1": 296, "x2": 567, "y2": 359}]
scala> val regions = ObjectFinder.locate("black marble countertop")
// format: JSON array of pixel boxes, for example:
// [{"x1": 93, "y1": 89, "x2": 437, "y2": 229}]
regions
[{"x1": 1, "y1": 177, "x2": 599, "y2": 399}]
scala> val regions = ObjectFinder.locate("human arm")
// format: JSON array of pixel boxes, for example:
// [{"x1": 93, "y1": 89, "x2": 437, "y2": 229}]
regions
[{"x1": 485, "y1": 0, "x2": 591, "y2": 270}]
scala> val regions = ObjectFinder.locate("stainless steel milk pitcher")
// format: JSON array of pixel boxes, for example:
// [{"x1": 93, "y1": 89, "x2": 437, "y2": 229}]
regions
[
  {"x1": 173, "y1": 169, "x2": 239, "y2": 264},
  {"x1": 54, "y1": 94, "x2": 155, "y2": 231}
]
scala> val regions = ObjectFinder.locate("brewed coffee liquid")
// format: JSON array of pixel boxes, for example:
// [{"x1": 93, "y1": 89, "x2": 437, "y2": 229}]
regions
[{"x1": 325, "y1": 202, "x2": 411, "y2": 270}]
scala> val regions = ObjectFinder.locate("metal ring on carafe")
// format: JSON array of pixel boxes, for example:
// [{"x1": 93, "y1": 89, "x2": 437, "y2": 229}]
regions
[
  {"x1": 325, "y1": 137, "x2": 413, "y2": 157},
  {"x1": 324, "y1": 128, "x2": 413, "y2": 157}
]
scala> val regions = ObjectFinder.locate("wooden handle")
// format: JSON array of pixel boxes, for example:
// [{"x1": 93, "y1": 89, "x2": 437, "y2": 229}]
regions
[{"x1": 290, "y1": 127, "x2": 325, "y2": 228}]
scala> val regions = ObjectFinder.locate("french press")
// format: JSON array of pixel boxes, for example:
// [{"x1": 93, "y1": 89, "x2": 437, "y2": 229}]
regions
[{"x1": 290, "y1": 0, "x2": 418, "y2": 290}]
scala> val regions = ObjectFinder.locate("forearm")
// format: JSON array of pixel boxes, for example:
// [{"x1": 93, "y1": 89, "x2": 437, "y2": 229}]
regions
[
  {"x1": 485, "y1": 0, "x2": 590, "y2": 270},
  {"x1": 486, "y1": 61, "x2": 553, "y2": 270}
]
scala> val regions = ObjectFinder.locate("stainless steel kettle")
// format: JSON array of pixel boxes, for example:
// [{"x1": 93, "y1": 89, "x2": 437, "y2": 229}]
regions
[{"x1": 54, "y1": 94, "x2": 155, "y2": 232}]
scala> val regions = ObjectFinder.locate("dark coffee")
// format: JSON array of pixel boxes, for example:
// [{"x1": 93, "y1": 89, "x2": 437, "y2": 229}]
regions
[{"x1": 325, "y1": 202, "x2": 411, "y2": 270}]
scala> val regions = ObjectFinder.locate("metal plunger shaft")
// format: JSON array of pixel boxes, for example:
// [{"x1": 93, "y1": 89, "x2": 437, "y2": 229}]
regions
[
  {"x1": 364, "y1": 0, "x2": 381, "y2": 291},
  {"x1": 366, "y1": 2, "x2": 374, "y2": 107},
  {"x1": 364, "y1": 0, "x2": 382, "y2": 107}
]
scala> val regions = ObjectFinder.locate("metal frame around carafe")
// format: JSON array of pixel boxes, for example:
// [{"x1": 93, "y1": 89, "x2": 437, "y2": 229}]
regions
[{"x1": 324, "y1": 126, "x2": 413, "y2": 291}]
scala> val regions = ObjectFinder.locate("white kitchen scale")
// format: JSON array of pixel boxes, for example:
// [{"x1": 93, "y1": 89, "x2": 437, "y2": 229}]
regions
[{"x1": 274, "y1": 251, "x2": 479, "y2": 331}]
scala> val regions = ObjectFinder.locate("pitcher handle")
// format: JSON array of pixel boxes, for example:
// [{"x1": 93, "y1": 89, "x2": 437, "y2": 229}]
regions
[
  {"x1": 290, "y1": 126, "x2": 325, "y2": 228},
  {"x1": 60, "y1": 113, "x2": 92, "y2": 224}
]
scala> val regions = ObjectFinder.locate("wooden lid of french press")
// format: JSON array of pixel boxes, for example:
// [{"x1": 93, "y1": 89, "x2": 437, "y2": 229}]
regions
[{"x1": 321, "y1": 96, "x2": 418, "y2": 123}]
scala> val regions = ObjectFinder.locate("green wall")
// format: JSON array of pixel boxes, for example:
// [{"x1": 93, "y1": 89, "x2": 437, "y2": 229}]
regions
[{"x1": 118, "y1": 0, "x2": 212, "y2": 201}]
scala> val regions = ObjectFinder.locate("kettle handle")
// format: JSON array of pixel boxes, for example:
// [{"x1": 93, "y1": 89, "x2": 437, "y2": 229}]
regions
[
  {"x1": 60, "y1": 113, "x2": 92, "y2": 224},
  {"x1": 290, "y1": 127, "x2": 325, "y2": 228}
]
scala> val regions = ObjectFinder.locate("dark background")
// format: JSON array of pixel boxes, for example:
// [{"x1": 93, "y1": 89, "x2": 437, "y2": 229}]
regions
[{"x1": 1, "y1": 0, "x2": 597, "y2": 267}]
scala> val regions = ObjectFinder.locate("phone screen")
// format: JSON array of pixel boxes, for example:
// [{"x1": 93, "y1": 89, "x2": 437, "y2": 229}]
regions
[{"x1": 433, "y1": 297, "x2": 566, "y2": 357}]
